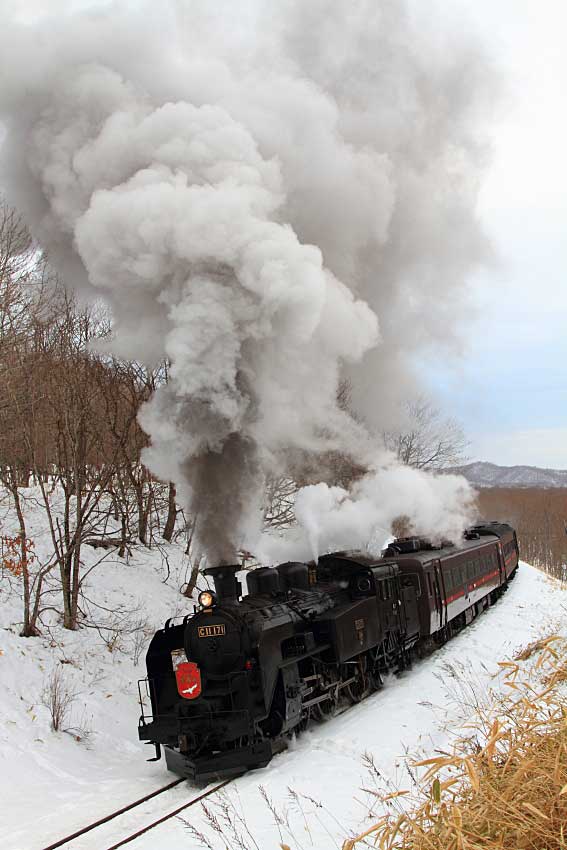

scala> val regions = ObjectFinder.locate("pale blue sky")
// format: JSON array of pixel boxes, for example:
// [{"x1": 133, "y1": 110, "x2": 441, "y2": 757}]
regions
[{"x1": 427, "y1": 0, "x2": 567, "y2": 467}]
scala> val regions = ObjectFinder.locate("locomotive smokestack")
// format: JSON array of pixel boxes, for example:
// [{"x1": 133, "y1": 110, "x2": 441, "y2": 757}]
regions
[{"x1": 203, "y1": 564, "x2": 242, "y2": 603}]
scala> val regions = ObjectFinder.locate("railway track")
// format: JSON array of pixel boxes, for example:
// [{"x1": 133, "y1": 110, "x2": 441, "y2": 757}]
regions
[{"x1": 39, "y1": 776, "x2": 232, "y2": 850}]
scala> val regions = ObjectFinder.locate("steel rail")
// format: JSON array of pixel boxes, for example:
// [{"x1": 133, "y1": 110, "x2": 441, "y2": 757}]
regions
[
  {"x1": 103, "y1": 778, "x2": 232, "y2": 850},
  {"x1": 39, "y1": 777, "x2": 185, "y2": 850}
]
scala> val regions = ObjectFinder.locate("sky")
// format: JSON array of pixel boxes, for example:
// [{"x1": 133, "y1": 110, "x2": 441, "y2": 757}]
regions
[
  {"x1": 3, "y1": 0, "x2": 566, "y2": 470},
  {"x1": 426, "y1": 0, "x2": 567, "y2": 467}
]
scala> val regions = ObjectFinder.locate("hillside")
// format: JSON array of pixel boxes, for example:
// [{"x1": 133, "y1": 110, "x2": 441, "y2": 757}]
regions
[
  {"x1": 2, "y1": 537, "x2": 564, "y2": 847},
  {"x1": 448, "y1": 461, "x2": 567, "y2": 488}
]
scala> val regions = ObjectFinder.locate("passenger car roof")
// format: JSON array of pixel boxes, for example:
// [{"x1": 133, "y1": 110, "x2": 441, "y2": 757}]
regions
[{"x1": 319, "y1": 533, "x2": 502, "y2": 569}]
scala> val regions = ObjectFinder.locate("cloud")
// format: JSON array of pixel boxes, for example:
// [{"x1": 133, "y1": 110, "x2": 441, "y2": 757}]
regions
[{"x1": 472, "y1": 428, "x2": 567, "y2": 469}]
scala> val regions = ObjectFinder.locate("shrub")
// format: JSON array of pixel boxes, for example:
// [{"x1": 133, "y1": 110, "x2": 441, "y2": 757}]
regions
[{"x1": 346, "y1": 635, "x2": 567, "y2": 850}]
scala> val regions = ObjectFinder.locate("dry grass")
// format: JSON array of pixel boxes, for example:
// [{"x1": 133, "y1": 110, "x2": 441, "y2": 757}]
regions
[
  {"x1": 514, "y1": 633, "x2": 562, "y2": 661},
  {"x1": 542, "y1": 658, "x2": 567, "y2": 690},
  {"x1": 345, "y1": 636, "x2": 567, "y2": 850}
]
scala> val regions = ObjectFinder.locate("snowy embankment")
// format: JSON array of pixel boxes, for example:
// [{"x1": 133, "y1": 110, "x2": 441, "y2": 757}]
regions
[{"x1": 2, "y1": 558, "x2": 565, "y2": 850}]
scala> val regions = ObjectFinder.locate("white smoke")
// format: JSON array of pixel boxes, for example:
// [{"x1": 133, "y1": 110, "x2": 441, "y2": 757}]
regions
[
  {"x1": 0, "y1": 1, "x2": 493, "y2": 562},
  {"x1": 258, "y1": 458, "x2": 477, "y2": 563}
]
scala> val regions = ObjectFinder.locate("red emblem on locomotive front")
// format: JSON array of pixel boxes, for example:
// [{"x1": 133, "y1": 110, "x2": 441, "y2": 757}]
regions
[{"x1": 175, "y1": 661, "x2": 202, "y2": 700}]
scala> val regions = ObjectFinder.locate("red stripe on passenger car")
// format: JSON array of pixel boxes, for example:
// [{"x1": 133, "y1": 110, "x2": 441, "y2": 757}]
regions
[
  {"x1": 469, "y1": 568, "x2": 500, "y2": 590},
  {"x1": 444, "y1": 589, "x2": 465, "y2": 604},
  {"x1": 443, "y1": 568, "x2": 502, "y2": 605}
]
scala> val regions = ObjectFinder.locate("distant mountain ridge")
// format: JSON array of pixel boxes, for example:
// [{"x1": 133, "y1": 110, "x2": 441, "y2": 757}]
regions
[{"x1": 447, "y1": 461, "x2": 567, "y2": 489}]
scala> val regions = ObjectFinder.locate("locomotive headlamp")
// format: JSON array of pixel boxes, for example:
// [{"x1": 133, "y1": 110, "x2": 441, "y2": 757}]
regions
[{"x1": 198, "y1": 590, "x2": 216, "y2": 609}]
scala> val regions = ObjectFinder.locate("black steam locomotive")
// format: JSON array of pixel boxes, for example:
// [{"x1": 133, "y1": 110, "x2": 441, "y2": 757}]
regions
[{"x1": 138, "y1": 522, "x2": 519, "y2": 781}]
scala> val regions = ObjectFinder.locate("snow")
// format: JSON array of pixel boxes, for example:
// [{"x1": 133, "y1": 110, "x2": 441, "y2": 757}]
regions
[{"x1": 1, "y1": 511, "x2": 565, "y2": 850}]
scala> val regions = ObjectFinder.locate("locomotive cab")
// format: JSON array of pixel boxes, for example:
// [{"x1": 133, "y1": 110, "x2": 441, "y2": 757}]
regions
[{"x1": 317, "y1": 553, "x2": 421, "y2": 650}]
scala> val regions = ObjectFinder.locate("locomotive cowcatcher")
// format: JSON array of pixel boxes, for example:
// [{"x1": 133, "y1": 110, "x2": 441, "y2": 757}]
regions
[{"x1": 138, "y1": 522, "x2": 518, "y2": 781}]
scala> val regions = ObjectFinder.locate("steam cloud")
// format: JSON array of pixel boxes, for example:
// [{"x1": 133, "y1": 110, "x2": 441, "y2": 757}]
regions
[
  {"x1": 258, "y1": 463, "x2": 477, "y2": 564},
  {"x1": 0, "y1": 1, "x2": 491, "y2": 563}
]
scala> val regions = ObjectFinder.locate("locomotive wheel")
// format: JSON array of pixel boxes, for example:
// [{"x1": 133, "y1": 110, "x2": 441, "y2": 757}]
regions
[
  {"x1": 315, "y1": 684, "x2": 339, "y2": 721},
  {"x1": 370, "y1": 666, "x2": 383, "y2": 691},
  {"x1": 297, "y1": 706, "x2": 312, "y2": 733},
  {"x1": 345, "y1": 655, "x2": 371, "y2": 704}
]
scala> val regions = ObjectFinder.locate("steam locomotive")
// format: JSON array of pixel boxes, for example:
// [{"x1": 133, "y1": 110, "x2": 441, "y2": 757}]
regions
[{"x1": 138, "y1": 522, "x2": 519, "y2": 781}]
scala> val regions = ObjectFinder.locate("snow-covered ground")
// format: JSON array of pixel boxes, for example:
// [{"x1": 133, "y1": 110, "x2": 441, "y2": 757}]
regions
[{"x1": 2, "y1": 548, "x2": 565, "y2": 850}]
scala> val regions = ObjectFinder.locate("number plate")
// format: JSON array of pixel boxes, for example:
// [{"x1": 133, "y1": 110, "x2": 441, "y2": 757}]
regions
[{"x1": 197, "y1": 624, "x2": 226, "y2": 638}]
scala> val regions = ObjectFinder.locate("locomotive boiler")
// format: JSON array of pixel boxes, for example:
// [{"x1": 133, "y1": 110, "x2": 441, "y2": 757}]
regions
[{"x1": 138, "y1": 522, "x2": 519, "y2": 780}]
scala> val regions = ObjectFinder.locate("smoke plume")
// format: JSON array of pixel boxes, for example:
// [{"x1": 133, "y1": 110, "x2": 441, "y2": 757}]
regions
[
  {"x1": 0, "y1": 1, "x2": 492, "y2": 562},
  {"x1": 258, "y1": 462, "x2": 477, "y2": 564}
]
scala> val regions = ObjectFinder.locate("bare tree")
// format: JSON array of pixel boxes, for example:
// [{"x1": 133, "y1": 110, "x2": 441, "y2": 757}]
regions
[
  {"x1": 263, "y1": 476, "x2": 298, "y2": 530},
  {"x1": 40, "y1": 666, "x2": 77, "y2": 732},
  {"x1": 383, "y1": 396, "x2": 468, "y2": 470},
  {"x1": 0, "y1": 201, "x2": 61, "y2": 634},
  {"x1": 478, "y1": 487, "x2": 567, "y2": 579},
  {"x1": 0, "y1": 198, "x2": 201, "y2": 634},
  {"x1": 0, "y1": 278, "x2": 126, "y2": 629},
  {"x1": 162, "y1": 482, "x2": 179, "y2": 542},
  {"x1": 0, "y1": 474, "x2": 58, "y2": 636}
]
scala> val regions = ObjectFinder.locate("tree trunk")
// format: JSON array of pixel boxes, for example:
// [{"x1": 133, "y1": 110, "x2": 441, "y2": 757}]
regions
[
  {"x1": 29, "y1": 573, "x2": 44, "y2": 634},
  {"x1": 141, "y1": 485, "x2": 152, "y2": 547},
  {"x1": 61, "y1": 550, "x2": 73, "y2": 629},
  {"x1": 112, "y1": 490, "x2": 120, "y2": 522},
  {"x1": 17, "y1": 464, "x2": 31, "y2": 487},
  {"x1": 10, "y1": 478, "x2": 38, "y2": 637},
  {"x1": 70, "y1": 540, "x2": 81, "y2": 629},
  {"x1": 118, "y1": 513, "x2": 127, "y2": 559},
  {"x1": 135, "y1": 483, "x2": 147, "y2": 544},
  {"x1": 59, "y1": 483, "x2": 75, "y2": 629},
  {"x1": 67, "y1": 435, "x2": 86, "y2": 630},
  {"x1": 163, "y1": 482, "x2": 177, "y2": 542},
  {"x1": 185, "y1": 554, "x2": 203, "y2": 598}
]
